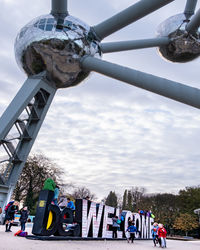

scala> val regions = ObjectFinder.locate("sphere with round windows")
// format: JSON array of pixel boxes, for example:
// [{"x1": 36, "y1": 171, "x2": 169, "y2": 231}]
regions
[{"x1": 14, "y1": 14, "x2": 101, "y2": 88}]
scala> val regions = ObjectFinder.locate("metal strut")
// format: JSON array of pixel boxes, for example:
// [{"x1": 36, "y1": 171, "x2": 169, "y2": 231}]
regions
[{"x1": 0, "y1": 75, "x2": 56, "y2": 211}]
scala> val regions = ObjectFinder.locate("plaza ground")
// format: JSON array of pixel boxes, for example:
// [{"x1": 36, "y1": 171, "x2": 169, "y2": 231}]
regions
[{"x1": 0, "y1": 225, "x2": 200, "y2": 250}]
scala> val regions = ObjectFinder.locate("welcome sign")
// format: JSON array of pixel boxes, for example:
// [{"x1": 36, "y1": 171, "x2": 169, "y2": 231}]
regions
[
  {"x1": 32, "y1": 190, "x2": 154, "y2": 239},
  {"x1": 75, "y1": 199, "x2": 154, "y2": 239}
]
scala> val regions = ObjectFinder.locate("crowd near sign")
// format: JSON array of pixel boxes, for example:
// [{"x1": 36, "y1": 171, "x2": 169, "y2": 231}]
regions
[{"x1": 32, "y1": 190, "x2": 154, "y2": 239}]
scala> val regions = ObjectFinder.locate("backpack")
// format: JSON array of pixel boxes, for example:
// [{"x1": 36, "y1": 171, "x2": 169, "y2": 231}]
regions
[
  {"x1": 4, "y1": 201, "x2": 14, "y2": 212},
  {"x1": 117, "y1": 219, "x2": 121, "y2": 224},
  {"x1": 14, "y1": 230, "x2": 22, "y2": 236},
  {"x1": 14, "y1": 230, "x2": 28, "y2": 237},
  {"x1": 18, "y1": 231, "x2": 28, "y2": 237}
]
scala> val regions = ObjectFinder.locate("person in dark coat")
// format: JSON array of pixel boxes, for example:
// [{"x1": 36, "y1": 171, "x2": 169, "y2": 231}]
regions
[
  {"x1": 5, "y1": 201, "x2": 19, "y2": 232},
  {"x1": 19, "y1": 206, "x2": 29, "y2": 231},
  {"x1": 112, "y1": 216, "x2": 120, "y2": 238}
]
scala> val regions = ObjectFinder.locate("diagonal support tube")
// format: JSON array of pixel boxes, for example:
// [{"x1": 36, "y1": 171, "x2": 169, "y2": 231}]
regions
[
  {"x1": 100, "y1": 37, "x2": 171, "y2": 53},
  {"x1": 0, "y1": 75, "x2": 57, "y2": 211},
  {"x1": 81, "y1": 56, "x2": 200, "y2": 109},
  {"x1": 51, "y1": 0, "x2": 68, "y2": 17},
  {"x1": 184, "y1": 0, "x2": 198, "y2": 19},
  {"x1": 0, "y1": 75, "x2": 56, "y2": 139},
  {"x1": 186, "y1": 8, "x2": 200, "y2": 33},
  {"x1": 92, "y1": 0, "x2": 175, "y2": 41}
]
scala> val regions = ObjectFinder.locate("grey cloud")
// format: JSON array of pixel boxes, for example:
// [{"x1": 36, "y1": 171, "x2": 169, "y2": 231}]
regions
[{"x1": 1, "y1": 0, "x2": 200, "y2": 199}]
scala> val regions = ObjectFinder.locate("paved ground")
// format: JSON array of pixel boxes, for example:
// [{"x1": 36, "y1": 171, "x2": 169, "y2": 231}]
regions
[{"x1": 0, "y1": 225, "x2": 200, "y2": 250}]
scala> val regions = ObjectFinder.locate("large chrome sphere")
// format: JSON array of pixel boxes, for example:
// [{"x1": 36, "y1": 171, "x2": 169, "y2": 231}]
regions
[
  {"x1": 15, "y1": 14, "x2": 101, "y2": 88},
  {"x1": 157, "y1": 13, "x2": 200, "y2": 63}
]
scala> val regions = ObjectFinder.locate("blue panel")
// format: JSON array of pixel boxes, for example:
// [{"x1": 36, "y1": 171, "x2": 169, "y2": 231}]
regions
[
  {"x1": 46, "y1": 24, "x2": 53, "y2": 31},
  {"x1": 47, "y1": 18, "x2": 54, "y2": 24},
  {"x1": 39, "y1": 19, "x2": 46, "y2": 24},
  {"x1": 38, "y1": 24, "x2": 45, "y2": 30}
]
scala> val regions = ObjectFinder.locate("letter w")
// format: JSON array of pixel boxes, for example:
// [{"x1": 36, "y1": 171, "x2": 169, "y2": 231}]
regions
[{"x1": 82, "y1": 200, "x2": 103, "y2": 238}]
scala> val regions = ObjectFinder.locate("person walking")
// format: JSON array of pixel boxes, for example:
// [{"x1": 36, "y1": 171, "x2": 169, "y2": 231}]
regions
[
  {"x1": 126, "y1": 222, "x2": 137, "y2": 243},
  {"x1": 157, "y1": 223, "x2": 167, "y2": 248},
  {"x1": 5, "y1": 201, "x2": 19, "y2": 232},
  {"x1": 19, "y1": 206, "x2": 29, "y2": 231},
  {"x1": 152, "y1": 222, "x2": 159, "y2": 246}
]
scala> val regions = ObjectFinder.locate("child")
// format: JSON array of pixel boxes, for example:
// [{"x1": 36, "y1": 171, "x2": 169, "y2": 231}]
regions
[
  {"x1": 19, "y1": 206, "x2": 29, "y2": 231},
  {"x1": 151, "y1": 222, "x2": 159, "y2": 246},
  {"x1": 126, "y1": 222, "x2": 137, "y2": 243},
  {"x1": 66, "y1": 198, "x2": 75, "y2": 210},
  {"x1": 157, "y1": 223, "x2": 167, "y2": 248}
]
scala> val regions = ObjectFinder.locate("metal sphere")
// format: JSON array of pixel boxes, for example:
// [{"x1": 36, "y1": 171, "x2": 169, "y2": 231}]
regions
[
  {"x1": 157, "y1": 13, "x2": 200, "y2": 63},
  {"x1": 14, "y1": 14, "x2": 101, "y2": 88}
]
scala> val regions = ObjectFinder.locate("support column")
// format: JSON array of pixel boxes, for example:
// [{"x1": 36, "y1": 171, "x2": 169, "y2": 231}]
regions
[
  {"x1": 51, "y1": 0, "x2": 68, "y2": 17},
  {"x1": 184, "y1": 0, "x2": 198, "y2": 19},
  {"x1": 0, "y1": 75, "x2": 57, "y2": 213}
]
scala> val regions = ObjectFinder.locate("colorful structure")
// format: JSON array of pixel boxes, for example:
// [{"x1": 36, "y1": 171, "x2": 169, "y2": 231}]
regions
[
  {"x1": 1, "y1": 0, "x2": 200, "y2": 213},
  {"x1": 32, "y1": 190, "x2": 153, "y2": 239}
]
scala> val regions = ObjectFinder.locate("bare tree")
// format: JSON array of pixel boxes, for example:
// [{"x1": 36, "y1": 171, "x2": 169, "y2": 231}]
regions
[
  {"x1": 131, "y1": 186, "x2": 146, "y2": 208},
  {"x1": 12, "y1": 154, "x2": 65, "y2": 211},
  {"x1": 72, "y1": 186, "x2": 97, "y2": 201}
]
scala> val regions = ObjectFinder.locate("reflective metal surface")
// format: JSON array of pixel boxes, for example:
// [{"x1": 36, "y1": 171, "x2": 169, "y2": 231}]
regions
[
  {"x1": 157, "y1": 13, "x2": 187, "y2": 37},
  {"x1": 15, "y1": 14, "x2": 101, "y2": 88},
  {"x1": 157, "y1": 13, "x2": 200, "y2": 63}
]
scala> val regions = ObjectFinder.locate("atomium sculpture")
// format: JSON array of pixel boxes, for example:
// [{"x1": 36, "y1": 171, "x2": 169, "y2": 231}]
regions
[{"x1": 1, "y1": 0, "x2": 200, "y2": 209}]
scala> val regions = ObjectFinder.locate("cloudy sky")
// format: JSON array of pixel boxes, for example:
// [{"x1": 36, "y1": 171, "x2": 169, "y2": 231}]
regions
[{"x1": 1, "y1": 0, "x2": 200, "y2": 199}]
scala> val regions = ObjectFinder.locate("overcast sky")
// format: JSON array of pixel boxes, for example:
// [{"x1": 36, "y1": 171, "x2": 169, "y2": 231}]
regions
[{"x1": 1, "y1": 0, "x2": 200, "y2": 200}]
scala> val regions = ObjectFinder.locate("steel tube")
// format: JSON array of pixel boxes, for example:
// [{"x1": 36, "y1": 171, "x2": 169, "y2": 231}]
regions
[
  {"x1": 81, "y1": 56, "x2": 200, "y2": 109},
  {"x1": 184, "y1": 0, "x2": 198, "y2": 19},
  {"x1": 186, "y1": 8, "x2": 200, "y2": 33},
  {"x1": 51, "y1": 0, "x2": 68, "y2": 16},
  {"x1": 100, "y1": 37, "x2": 171, "y2": 53},
  {"x1": 92, "y1": 0, "x2": 175, "y2": 41},
  {"x1": 0, "y1": 75, "x2": 56, "y2": 140},
  {"x1": 0, "y1": 76, "x2": 57, "y2": 212}
]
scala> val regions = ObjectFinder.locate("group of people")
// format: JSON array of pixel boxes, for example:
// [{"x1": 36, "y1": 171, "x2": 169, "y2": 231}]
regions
[
  {"x1": 111, "y1": 213, "x2": 167, "y2": 246},
  {"x1": 126, "y1": 219, "x2": 167, "y2": 246},
  {"x1": 4, "y1": 200, "x2": 29, "y2": 233},
  {"x1": 152, "y1": 222, "x2": 167, "y2": 248},
  {"x1": 43, "y1": 178, "x2": 76, "y2": 210},
  {"x1": 138, "y1": 209, "x2": 155, "y2": 218},
  {"x1": 57, "y1": 196, "x2": 75, "y2": 210},
  {"x1": 111, "y1": 215, "x2": 137, "y2": 243},
  {"x1": 3, "y1": 178, "x2": 76, "y2": 234}
]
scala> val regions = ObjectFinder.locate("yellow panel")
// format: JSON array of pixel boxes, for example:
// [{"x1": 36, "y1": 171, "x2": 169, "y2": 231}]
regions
[
  {"x1": 46, "y1": 211, "x2": 53, "y2": 230},
  {"x1": 39, "y1": 200, "x2": 46, "y2": 207}
]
